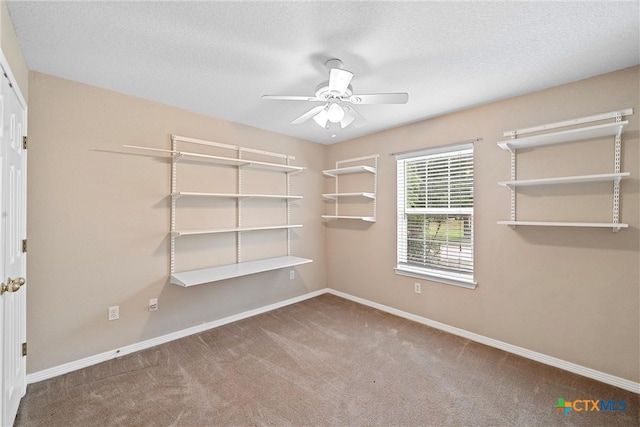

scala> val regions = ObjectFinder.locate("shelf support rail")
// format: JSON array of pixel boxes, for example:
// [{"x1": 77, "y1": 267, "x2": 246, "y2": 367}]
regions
[
  {"x1": 237, "y1": 150, "x2": 243, "y2": 262},
  {"x1": 373, "y1": 156, "x2": 378, "y2": 221},
  {"x1": 613, "y1": 113, "x2": 622, "y2": 232},
  {"x1": 510, "y1": 143, "x2": 516, "y2": 223},
  {"x1": 170, "y1": 137, "x2": 178, "y2": 275},
  {"x1": 287, "y1": 157, "x2": 291, "y2": 256}
]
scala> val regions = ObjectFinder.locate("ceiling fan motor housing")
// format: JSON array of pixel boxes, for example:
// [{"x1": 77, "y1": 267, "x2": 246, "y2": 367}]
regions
[{"x1": 315, "y1": 82, "x2": 353, "y2": 100}]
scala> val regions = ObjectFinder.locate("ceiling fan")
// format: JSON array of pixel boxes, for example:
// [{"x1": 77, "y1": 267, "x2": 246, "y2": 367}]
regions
[{"x1": 262, "y1": 59, "x2": 408, "y2": 133}]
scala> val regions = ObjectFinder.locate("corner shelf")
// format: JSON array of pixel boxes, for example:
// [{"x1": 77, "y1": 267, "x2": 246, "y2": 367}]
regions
[
  {"x1": 125, "y1": 135, "x2": 311, "y2": 285},
  {"x1": 322, "y1": 155, "x2": 378, "y2": 223},
  {"x1": 497, "y1": 108, "x2": 632, "y2": 232}
]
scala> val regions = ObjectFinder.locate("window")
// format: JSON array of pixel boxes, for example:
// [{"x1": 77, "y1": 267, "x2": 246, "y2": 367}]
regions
[{"x1": 396, "y1": 143, "x2": 475, "y2": 289}]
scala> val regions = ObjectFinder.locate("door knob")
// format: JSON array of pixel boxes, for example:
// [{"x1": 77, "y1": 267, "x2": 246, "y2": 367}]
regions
[{"x1": 1, "y1": 277, "x2": 25, "y2": 295}]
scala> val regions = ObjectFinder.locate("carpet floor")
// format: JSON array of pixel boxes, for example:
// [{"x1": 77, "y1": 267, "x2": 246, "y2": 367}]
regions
[{"x1": 15, "y1": 294, "x2": 639, "y2": 426}]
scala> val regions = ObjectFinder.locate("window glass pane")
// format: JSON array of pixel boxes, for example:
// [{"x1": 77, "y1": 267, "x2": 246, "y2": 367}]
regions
[{"x1": 405, "y1": 214, "x2": 473, "y2": 274}]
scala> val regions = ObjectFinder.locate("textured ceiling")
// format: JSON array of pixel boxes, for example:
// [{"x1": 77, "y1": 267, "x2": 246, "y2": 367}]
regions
[{"x1": 7, "y1": 1, "x2": 640, "y2": 144}]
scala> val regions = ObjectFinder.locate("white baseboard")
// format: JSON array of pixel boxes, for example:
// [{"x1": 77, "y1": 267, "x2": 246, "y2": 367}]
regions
[
  {"x1": 26, "y1": 288, "x2": 327, "y2": 384},
  {"x1": 326, "y1": 289, "x2": 640, "y2": 394},
  {"x1": 28, "y1": 287, "x2": 640, "y2": 394}
]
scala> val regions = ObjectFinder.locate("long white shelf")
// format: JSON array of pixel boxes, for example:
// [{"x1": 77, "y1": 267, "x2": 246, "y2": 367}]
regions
[
  {"x1": 323, "y1": 165, "x2": 376, "y2": 177},
  {"x1": 497, "y1": 121, "x2": 628, "y2": 150},
  {"x1": 498, "y1": 172, "x2": 630, "y2": 188},
  {"x1": 171, "y1": 256, "x2": 313, "y2": 287},
  {"x1": 172, "y1": 191, "x2": 302, "y2": 200},
  {"x1": 123, "y1": 145, "x2": 304, "y2": 173},
  {"x1": 498, "y1": 221, "x2": 628, "y2": 229},
  {"x1": 172, "y1": 224, "x2": 302, "y2": 237},
  {"x1": 174, "y1": 152, "x2": 304, "y2": 173},
  {"x1": 321, "y1": 215, "x2": 376, "y2": 222},
  {"x1": 322, "y1": 192, "x2": 375, "y2": 200}
]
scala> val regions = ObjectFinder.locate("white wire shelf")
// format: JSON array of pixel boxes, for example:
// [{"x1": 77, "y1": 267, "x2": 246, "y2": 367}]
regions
[
  {"x1": 174, "y1": 152, "x2": 304, "y2": 172},
  {"x1": 322, "y1": 192, "x2": 375, "y2": 200},
  {"x1": 322, "y1": 165, "x2": 376, "y2": 177},
  {"x1": 122, "y1": 145, "x2": 303, "y2": 173},
  {"x1": 321, "y1": 215, "x2": 376, "y2": 222},
  {"x1": 498, "y1": 221, "x2": 628, "y2": 229},
  {"x1": 171, "y1": 256, "x2": 313, "y2": 287},
  {"x1": 172, "y1": 192, "x2": 302, "y2": 200},
  {"x1": 498, "y1": 172, "x2": 630, "y2": 188},
  {"x1": 172, "y1": 224, "x2": 303, "y2": 237},
  {"x1": 497, "y1": 121, "x2": 628, "y2": 150}
]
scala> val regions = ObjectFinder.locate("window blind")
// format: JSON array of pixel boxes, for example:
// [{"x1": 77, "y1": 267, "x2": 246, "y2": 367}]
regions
[{"x1": 396, "y1": 144, "x2": 475, "y2": 288}]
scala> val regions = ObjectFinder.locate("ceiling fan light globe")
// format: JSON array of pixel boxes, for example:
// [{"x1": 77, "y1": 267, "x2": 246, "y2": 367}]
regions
[{"x1": 327, "y1": 103, "x2": 345, "y2": 123}]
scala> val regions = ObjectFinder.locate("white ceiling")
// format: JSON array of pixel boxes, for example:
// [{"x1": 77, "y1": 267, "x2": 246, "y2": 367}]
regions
[{"x1": 7, "y1": 1, "x2": 640, "y2": 145}]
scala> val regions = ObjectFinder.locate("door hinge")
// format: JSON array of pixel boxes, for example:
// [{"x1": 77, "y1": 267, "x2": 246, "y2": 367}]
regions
[
  {"x1": 23, "y1": 136, "x2": 28, "y2": 150},
  {"x1": 22, "y1": 239, "x2": 27, "y2": 253},
  {"x1": 22, "y1": 342, "x2": 27, "y2": 357}
]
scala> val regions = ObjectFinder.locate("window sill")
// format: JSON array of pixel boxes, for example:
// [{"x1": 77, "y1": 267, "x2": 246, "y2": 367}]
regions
[{"x1": 395, "y1": 266, "x2": 477, "y2": 290}]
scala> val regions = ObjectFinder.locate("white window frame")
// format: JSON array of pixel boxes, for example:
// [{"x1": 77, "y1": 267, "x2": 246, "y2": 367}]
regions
[{"x1": 395, "y1": 143, "x2": 476, "y2": 289}]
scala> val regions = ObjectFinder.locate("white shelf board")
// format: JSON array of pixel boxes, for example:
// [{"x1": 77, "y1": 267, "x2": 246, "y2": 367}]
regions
[
  {"x1": 123, "y1": 145, "x2": 303, "y2": 172},
  {"x1": 173, "y1": 224, "x2": 302, "y2": 236},
  {"x1": 322, "y1": 192, "x2": 375, "y2": 200},
  {"x1": 498, "y1": 221, "x2": 628, "y2": 229},
  {"x1": 499, "y1": 172, "x2": 630, "y2": 188},
  {"x1": 323, "y1": 165, "x2": 376, "y2": 177},
  {"x1": 321, "y1": 215, "x2": 376, "y2": 222},
  {"x1": 497, "y1": 121, "x2": 628, "y2": 150},
  {"x1": 172, "y1": 192, "x2": 302, "y2": 200},
  {"x1": 171, "y1": 256, "x2": 313, "y2": 287},
  {"x1": 174, "y1": 151, "x2": 304, "y2": 173}
]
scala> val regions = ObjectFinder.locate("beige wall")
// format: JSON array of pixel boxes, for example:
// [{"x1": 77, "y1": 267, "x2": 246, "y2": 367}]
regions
[
  {"x1": 27, "y1": 65, "x2": 639, "y2": 384},
  {"x1": 26, "y1": 71, "x2": 326, "y2": 373},
  {"x1": 0, "y1": 1, "x2": 28, "y2": 100},
  {"x1": 325, "y1": 66, "x2": 640, "y2": 383}
]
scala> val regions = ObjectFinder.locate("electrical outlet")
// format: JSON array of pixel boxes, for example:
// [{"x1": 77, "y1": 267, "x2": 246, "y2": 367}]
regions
[
  {"x1": 414, "y1": 283, "x2": 421, "y2": 294},
  {"x1": 148, "y1": 298, "x2": 158, "y2": 312},
  {"x1": 108, "y1": 306, "x2": 119, "y2": 321},
  {"x1": 290, "y1": 270, "x2": 295, "y2": 280}
]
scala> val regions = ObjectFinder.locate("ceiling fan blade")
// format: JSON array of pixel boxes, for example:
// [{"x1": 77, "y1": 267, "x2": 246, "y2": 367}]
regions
[
  {"x1": 263, "y1": 95, "x2": 323, "y2": 102},
  {"x1": 291, "y1": 105, "x2": 326, "y2": 124},
  {"x1": 348, "y1": 93, "x2": 409, "y2": 104},
  {"x1": 328, "y1": 69, "x2": 354, "y2": 93},
  {"x1": 312, "y1": 109, "x2": 329, "y2": 128}
]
